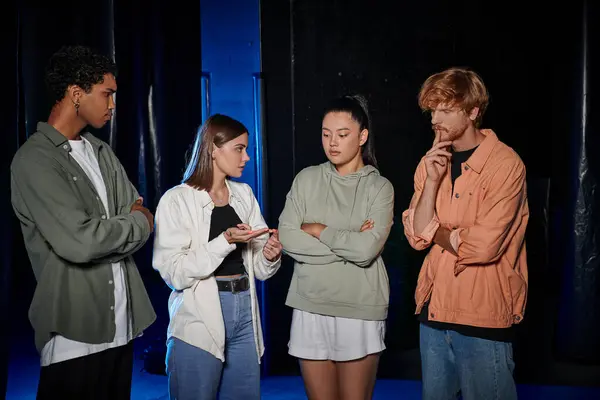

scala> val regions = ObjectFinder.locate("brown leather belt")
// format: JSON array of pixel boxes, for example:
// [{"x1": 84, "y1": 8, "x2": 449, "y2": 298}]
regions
[{"x1": 216, "y1": 276, "x2": 249, "y2": 293}]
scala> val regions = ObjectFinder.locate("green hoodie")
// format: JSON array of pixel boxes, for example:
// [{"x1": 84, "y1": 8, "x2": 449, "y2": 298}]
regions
[{"x1": 278, "y1": 162, "x2": 394, "y2": 320}]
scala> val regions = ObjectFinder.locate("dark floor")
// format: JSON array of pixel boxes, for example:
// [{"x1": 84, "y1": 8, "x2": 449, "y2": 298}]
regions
[
  {"x1": 7, "y1": 338, "x2": 600, "y2": 399},
  {"x1": 6, "y1": 269, "x2": 600, "y2": 399}
]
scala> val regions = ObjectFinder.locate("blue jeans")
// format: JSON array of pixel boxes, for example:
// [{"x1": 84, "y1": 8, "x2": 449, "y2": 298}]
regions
[
  {"x1": 420, "y1": 323, "x2": 516, "y2": 400},
  {"x1": 165, "y1": 283, "x2": 259, "y2": 400}
]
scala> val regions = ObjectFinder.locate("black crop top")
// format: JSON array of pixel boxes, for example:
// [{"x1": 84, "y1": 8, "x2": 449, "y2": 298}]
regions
[{"x1": 208, "y1": 204, "x2": 246, "y2": 276}]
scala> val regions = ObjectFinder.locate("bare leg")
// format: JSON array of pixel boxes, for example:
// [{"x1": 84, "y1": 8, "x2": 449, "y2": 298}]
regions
[
  {"x1": 336, "y1": 353, "x2": 380, "y2": 400},
  {"x1": 299, "y1": 359, "x2": 340, "y2": 400}
]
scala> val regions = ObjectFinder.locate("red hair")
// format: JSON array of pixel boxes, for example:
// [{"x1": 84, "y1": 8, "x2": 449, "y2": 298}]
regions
[{"x1": 418, "y1": 67, "x2": 489, "y2": 127}]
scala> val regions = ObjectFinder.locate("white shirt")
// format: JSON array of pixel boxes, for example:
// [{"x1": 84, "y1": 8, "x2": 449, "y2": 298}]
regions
[
  {"x1": 40, "y1": 137, "x2": 132, "y2": 366},
  {"x1": 152, "y1": 181, "x2": 281, "y2": 362}
]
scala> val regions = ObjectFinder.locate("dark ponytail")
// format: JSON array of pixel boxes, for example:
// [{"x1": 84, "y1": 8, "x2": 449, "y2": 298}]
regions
[{"x1": 323, "y1": 94, "x2": 378, "y2": 168}]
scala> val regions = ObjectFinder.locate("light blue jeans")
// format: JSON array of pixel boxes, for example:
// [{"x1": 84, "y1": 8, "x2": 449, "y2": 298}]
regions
[
  {"x1": 165, "y1": 280, "x2": 259, "y2": 400},
  {"x1": 420, "y1": 323, "x2": 517, "y2": 400}
]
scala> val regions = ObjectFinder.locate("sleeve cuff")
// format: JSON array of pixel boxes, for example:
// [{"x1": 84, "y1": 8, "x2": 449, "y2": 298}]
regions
[
  {"x1": 414, "y1": 215, "x2": 440, "y2": 244},
  {"x1": 319, "y1": 226, "x2": 336, "y2": 246},
  {"x1": 207, "y1": 233, "x2": 237, "y2": 257},
  {"x1": 131, "y1": 210, "x2": 152, "y2": 242},
  {"x1": 450, "y1": 228, "x2": 463, "y2": 253},
  {"x1": 261, "y1": 252, "x2": 281, "y2": 268}
]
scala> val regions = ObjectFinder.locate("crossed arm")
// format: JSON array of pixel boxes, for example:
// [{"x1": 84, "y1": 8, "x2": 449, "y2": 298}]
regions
[
  {"x1": 402, "y1": 159, "x2": 528, "y2": 267},
  {"x1": 278, "y1": 177, "x2": 395, "y2": 267}
]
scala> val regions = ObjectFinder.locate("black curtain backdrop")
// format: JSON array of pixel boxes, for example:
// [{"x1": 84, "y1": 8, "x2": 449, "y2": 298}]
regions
[
  {"x1": 261, "y1": 0, "x2": 600, "y2": 385},
  {"x1": 1, "y1": 0, "x2": 202, "y2": 397},
  {"x1": 2, "y1": 0, "x2": 600, "y2": 397},
  {"x1": 1, "y1": 0, "x2": 22, "y2": 397},
  {"x1": 554, "y1": 0, "x2": 600, "y2": 362}
]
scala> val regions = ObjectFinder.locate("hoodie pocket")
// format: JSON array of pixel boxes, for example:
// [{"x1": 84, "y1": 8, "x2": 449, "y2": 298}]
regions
[
  {"x1": 295, "y1": 262, "x2": 384, "y2": 305},
  {"x1": 295, "y1": 264, "x2": 327, "y2": 299}
]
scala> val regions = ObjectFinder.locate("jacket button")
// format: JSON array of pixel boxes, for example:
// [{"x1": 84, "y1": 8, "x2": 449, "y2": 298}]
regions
[
  {"x1": 515, "y1": 316, "x2": 521, "y2": 322},
  {"x1": 455, "y1": 193, "x2": 460, "y2": 198},
  {"x1": 430, "y1": 313, "x2": 435, "y2": 318}
]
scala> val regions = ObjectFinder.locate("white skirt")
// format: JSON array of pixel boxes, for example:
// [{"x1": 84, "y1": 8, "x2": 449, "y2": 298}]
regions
[{"x1": 288, "y1": 309, "x2": 386, "y2": 362}]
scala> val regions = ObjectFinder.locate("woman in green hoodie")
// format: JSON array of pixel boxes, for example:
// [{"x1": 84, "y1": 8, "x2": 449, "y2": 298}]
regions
[{"x1": 278, "y1": 94, "x2": 395, "y2": 399}]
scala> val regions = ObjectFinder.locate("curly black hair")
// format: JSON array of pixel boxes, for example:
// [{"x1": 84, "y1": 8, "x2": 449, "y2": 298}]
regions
[{"x1": 45, "y1": 45, "x2": 117, "y2": 105}]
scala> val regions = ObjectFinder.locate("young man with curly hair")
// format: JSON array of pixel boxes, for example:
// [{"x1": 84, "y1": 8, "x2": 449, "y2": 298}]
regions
[{"x1": 10, "y1": 45, "x2": 156, "y2": 399}]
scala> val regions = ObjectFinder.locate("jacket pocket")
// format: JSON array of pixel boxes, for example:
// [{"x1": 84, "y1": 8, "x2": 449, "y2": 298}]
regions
[
  {"x1": 505, "y1": 264, "x2": 526, "y2": 313},
  {"x1": 415, "y1": 257, "x2": 434, "y2": 305},
  {"x1": 469, "y1": 267, "x2": 479, "y2": 300}
]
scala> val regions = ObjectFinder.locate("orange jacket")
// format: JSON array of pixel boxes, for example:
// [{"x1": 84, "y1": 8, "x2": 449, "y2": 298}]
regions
[{"x1": 402, "y1": 130, "x2": 529, "y2": 328}]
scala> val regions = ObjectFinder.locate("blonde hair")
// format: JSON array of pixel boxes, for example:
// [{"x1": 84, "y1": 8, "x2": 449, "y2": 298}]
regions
[{"x1": 418, "y1": 67, "x2": 489, "y2": 127}]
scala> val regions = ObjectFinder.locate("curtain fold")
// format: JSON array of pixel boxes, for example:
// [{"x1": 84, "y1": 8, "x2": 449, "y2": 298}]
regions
[
  {"x1": 1, "y1": 1, "x2": 202, "y2": 395},
  {"x1": 0, "y1": 1, "x2": 21, "y2": 397},
  {"x1": 556, "y1": 0, "x2": 600, "y2": 362}
]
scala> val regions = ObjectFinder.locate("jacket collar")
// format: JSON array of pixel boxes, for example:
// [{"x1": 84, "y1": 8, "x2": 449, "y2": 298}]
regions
[
  {"x1": 188, "y1": 179, "x2": 241, "y2": 209},
  {"x1": 37, "y1": 122, "x2": 104, "y2": 151},
  {"x1": 464, "y1": 129, "x2": 499, "y2": 174}
]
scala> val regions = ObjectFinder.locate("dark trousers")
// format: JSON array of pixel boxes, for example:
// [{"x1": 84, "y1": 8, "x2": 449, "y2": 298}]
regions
[{"x1": 36, "y1": 342, "x2": 134, "y2": 400}]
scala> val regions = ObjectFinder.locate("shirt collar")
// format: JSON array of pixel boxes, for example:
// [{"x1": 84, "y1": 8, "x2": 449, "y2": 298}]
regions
[
  {"x1": 37, "y1": 122, "x2": 104, "y2": 152},
  {"x1": 192, "y1": 179, "x2": 240, "y2": 209},
  {"x1": 464, "y1": 129, "x2": 499, "y2": 174}
]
